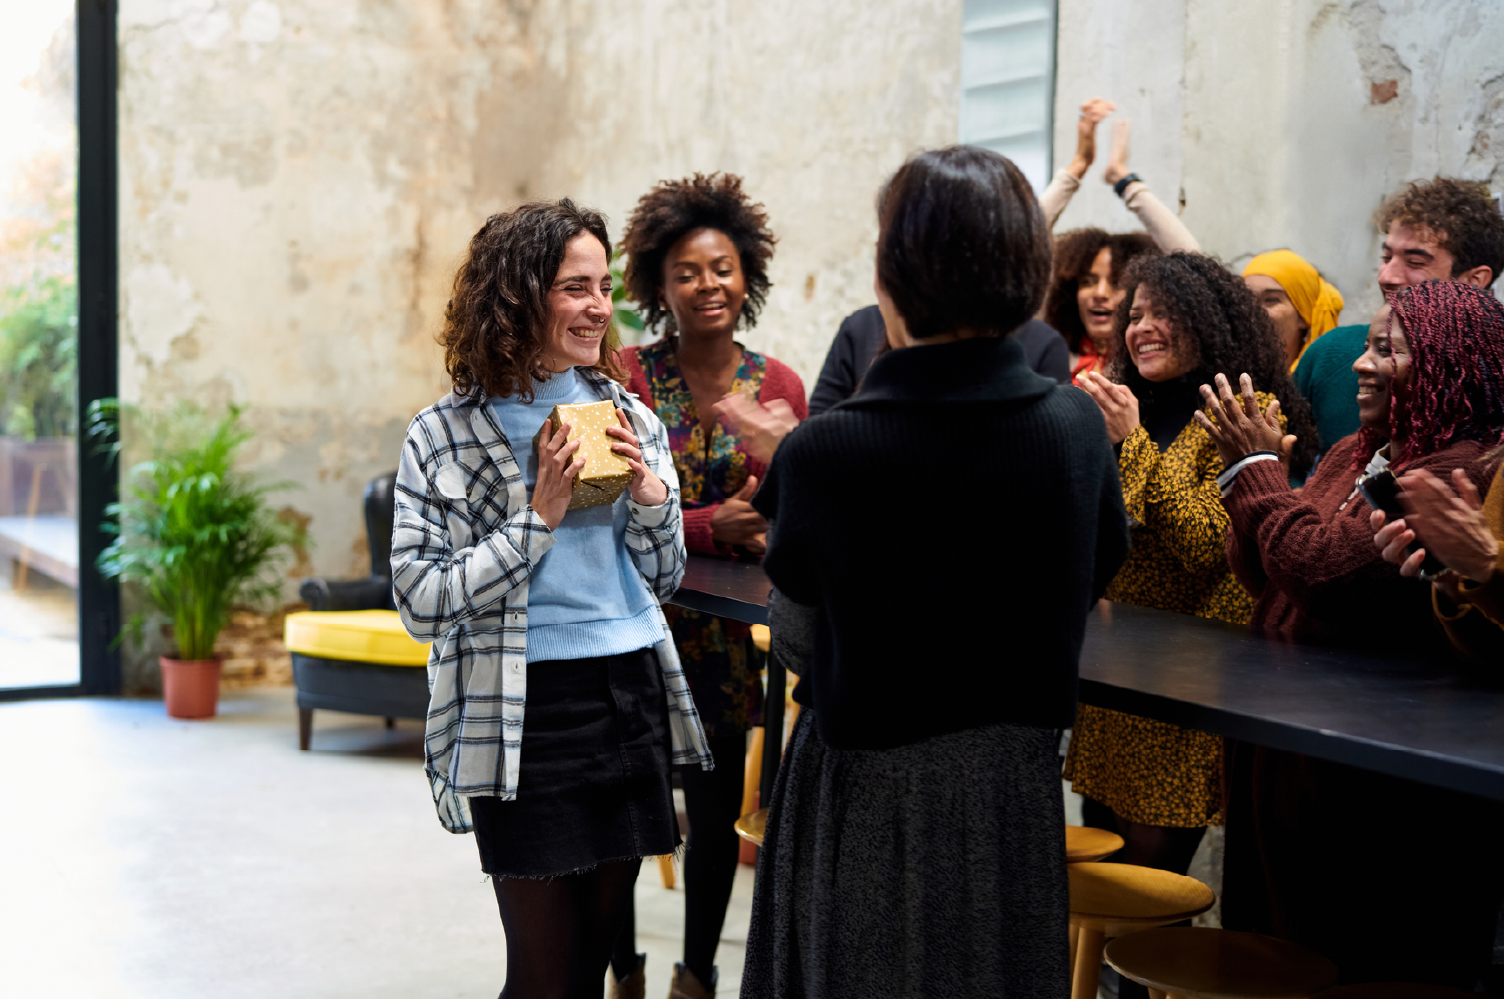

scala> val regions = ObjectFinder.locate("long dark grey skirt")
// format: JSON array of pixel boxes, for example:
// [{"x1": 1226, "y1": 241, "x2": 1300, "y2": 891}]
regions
[{"x1": 740, "y1": 709, "x2": 1069, "y2": 999}]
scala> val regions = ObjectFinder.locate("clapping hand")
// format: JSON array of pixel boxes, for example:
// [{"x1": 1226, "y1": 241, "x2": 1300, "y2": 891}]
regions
[
  {"x1": 713, "y1": 392, "x2": 799, "y2": 465},
  {"x1": 1370, "y1": 468, "x2": 1497, "y2": 585},
  {"x1": 1068, "y1": 97, "x2": 1117, "y2": 179},
  {"x1": 1103, "y1": 119, "x2": 1133, "y2": 187},
  {"x1": 710, "y1": 475, "x2": 767, "y2": 554},
  {"x1": 1195, "y1": 373, "x2": 1296, "y2": 471},
  {"x1": 1080, "y1": 371, "x2": 1140, "y2": 444}
]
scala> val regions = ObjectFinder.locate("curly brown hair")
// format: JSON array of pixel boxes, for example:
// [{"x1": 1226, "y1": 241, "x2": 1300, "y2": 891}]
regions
[
  {"x1": 1108, "y1": 252, "x2": 1320, "y2": 475},
  {"x1": 1376, "y1": 178, "x2": 1504, "y2": 286},
  {"x1": 1041, "y1": 228, "x2": 1158, "y2": 354},
  {"x1": 621, "y1": 173, "x2": 776, "y2": 333},
  {"x1": 440, "y1": 198, "x2": 624, "y2": 403}
]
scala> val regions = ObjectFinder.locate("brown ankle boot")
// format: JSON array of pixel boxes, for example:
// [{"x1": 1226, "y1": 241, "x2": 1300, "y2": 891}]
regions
[
  {"x1": 606, "y1": 953, "x2": 645, "y2": 999},
  {"x1": 668, "y1": 962, "x2": 715, "y2": 999}
]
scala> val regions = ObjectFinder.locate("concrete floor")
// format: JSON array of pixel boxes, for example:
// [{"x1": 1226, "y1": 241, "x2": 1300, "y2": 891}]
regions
[
  {"x1": 0, "y1": 570, "x2": 78, "y2": 689},
  {"x1": 0, "y1": 687, "x2": 750, "y2": 998}
]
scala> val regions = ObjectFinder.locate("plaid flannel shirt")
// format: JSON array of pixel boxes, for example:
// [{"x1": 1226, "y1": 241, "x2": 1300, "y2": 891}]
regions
[{"x1": 392, "y1": 370, "x2": 712, "y2": 834}]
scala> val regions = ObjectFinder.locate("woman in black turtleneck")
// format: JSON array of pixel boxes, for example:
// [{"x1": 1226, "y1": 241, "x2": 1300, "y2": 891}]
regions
[{"x1": 1067, "y1": 253, "x2": 1317, "y2": 885}]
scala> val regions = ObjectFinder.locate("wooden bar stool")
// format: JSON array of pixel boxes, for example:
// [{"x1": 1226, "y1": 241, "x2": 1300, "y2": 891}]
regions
[
  {"x1": 1105, "y1": 927, "x2": 1338, "y2": 999},
  {"x1": 1068, "y1": 863, "x2": 1216, "y2": 999},
  {"x1": 1066, "y1": 825, "x2": 1123, "y2": 863}
]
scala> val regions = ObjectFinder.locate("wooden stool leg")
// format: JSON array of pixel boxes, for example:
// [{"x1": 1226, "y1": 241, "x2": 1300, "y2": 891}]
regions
[
  {"x1": 1146, "y1": 989, "x2": 1166, "y2": 1000},
  {"x1": 742, "y1": 726, "x2": 764, "y2": 818},
  {"x1": 1072, "y1": 927, "x2": 1105, "y2": 1000},
  {"x1": 1068, "y1": 923, "x2": 1080, "y2": 986},
  {"x1": 656, "y1": 854, "x2": 676, "y2": 889},
  {"x1": 298, "y1": 707, "x2": 313, "y2": 751}
]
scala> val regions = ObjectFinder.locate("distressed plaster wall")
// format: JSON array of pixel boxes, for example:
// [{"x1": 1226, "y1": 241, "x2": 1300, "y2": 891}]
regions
[
  {"x1": 1054, "y1": 0, "x2": 1504, "y2": 320},
  {"x1": 116, "y1": 0, "x2": 961, "y2": 688}
]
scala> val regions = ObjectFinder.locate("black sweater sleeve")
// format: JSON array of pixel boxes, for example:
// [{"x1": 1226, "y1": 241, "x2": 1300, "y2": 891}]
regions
[{"x1": 808, "y1": 307, "x2": 886, "y2": 416}]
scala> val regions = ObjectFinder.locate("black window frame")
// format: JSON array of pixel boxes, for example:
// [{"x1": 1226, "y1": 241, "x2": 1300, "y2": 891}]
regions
[{"x1": 0, "y1": 0, "x2": 119, "y2": 701}]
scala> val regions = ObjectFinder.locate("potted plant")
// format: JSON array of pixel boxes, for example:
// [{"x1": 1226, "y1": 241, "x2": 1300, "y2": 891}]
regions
[{"x1": 91, "y1": 400, "x2": 306, "y2": 718}]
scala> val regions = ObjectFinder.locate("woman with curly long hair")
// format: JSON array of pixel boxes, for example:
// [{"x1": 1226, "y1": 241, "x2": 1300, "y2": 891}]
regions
[
  {"x1": 607, "y1": 173, "x2": 806, "y2": 1000},
  {"x1": 390, "y1": 199, "x2": 711, "y2": 998},
  {"x1": 1201, "y1": 281, "x2": 1504, "y2": 987},
  {"x1": 1038, "y1": 101, "x2": 1200, "y2": 384},
  {"x1": 1065, "y1": 253, "x2": 1318, "y2": 885}
]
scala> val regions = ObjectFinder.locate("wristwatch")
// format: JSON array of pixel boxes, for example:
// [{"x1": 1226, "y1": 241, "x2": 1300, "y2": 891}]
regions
[{"x1": 1113, "y1": 173, "x2": 1142, "y2": 198}]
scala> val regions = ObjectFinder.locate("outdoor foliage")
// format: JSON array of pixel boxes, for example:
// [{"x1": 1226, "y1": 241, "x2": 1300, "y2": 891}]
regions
[
  {"x1": 611, "y1": 247, "x2": 645, "y2": 344},
  {"x1": 90, "y1": 400, "x2": 308, "y2": 661},
  {"x1": 0, "y1": 276, "x2": 76, "y2": 440}
]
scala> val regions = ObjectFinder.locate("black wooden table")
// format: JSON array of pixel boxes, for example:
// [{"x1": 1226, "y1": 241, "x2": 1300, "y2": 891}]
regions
[{"x1": 668, "y1": 556, "x2": 1504, "y2": 803}]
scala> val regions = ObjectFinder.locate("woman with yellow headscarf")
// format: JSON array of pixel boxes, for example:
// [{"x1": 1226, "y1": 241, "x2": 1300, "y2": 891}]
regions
[{"x1": 1242, "y1": 249, "x2": 1346, "y2": 371}]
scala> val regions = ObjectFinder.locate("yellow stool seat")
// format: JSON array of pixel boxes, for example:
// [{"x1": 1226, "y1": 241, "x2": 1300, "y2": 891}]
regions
[
  {"x1": 1069, "y1": 862, "x2": 1216, "y2": 935},
  {"x1": 1106, "y1": 927, "x2": 1337, "y2": 999},
  {"x1": 1068, "y1": 863, "x2": 1216, "y2": 998},
  {"x1": 735, "y1": 808, "x2": 767, "y2": 846},
  {"x1": 284, "y1": 610, "x2": 431, "y2": 667},
  {"x1": 1065, "y1": 824, "x2": 1124, "y2": 863}
]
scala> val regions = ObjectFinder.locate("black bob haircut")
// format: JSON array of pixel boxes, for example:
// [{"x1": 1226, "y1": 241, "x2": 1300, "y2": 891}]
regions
[{"x1": 876, "y1": 145, "x2": 1052, "y2": 340}]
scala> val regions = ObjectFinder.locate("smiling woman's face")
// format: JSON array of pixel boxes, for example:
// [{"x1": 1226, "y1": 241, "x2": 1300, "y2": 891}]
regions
[
  {"x1": 660, "y1": 226, "x2": 746, "y2": 339},
  {"x1": 543, "y1": 232, "x2": 613, "y2": 371},
  {"x1": 1124, "y1": 286, "x2": 1195, "y2": 382},
  {"x1": 1076, "y1": 246, "x2": 1124, "y2": 351},
  {"x1": 1352, "y1": 304, "x2": 1411, "y2": 430}
]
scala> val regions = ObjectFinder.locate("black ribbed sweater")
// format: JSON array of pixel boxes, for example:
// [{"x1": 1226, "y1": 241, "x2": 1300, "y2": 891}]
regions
[{"x1": 754, "y1": 334, "x2": 1131, "y2": 750}]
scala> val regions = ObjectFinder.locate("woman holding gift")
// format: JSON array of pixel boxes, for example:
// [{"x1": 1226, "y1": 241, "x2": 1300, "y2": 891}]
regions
[
  {"x1": 391, "y1": 198, "x2": 711, "y2": 999},
  {"x1": 606, "y1": 172, "x2": 806, "y2": 1000},
  {"x1": 1066, "y1": 253, "x2": 1317, "y2": 882}
]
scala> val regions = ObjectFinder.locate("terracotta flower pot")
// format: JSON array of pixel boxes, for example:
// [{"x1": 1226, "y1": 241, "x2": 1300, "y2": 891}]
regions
[{"x1": 159, "y1": 655, "x2": 223, "y2": 719}]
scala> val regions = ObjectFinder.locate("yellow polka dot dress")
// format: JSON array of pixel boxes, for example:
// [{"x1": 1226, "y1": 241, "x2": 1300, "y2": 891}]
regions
[{"x1": 1063, "y1": 395, "x2": 1277, "y2": 829}]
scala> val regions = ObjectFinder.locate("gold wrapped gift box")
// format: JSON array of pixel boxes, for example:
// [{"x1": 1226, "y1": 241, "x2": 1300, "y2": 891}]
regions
[{"x1": 534, "y1": 400, "x2": 633, "y2": 510}]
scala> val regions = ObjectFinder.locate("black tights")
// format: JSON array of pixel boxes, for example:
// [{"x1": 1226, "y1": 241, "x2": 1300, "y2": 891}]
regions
[
  {"x1": 1081, "y1": 796, "x2": 1206, "y2": 998},
  {"x1": 1081, "y1": 795, "x2": 1206, "y2": 874},
  {"x1": 613, "y1": 728, "x2": 747, "y2": 988},
  {"x1": 493, "y1": 858, "x2": 641, "y2": 999}
]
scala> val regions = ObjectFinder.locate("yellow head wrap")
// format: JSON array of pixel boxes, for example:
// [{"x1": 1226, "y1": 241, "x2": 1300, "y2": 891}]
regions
[{"x1": 1242, "y1": 249, "x2": 1345, "y2": 371}]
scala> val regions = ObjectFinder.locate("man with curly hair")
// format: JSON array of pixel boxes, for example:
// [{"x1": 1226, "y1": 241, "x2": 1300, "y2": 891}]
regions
[{"x1": 1295, "y1": 177, "x2": 1504, "y2": 456}]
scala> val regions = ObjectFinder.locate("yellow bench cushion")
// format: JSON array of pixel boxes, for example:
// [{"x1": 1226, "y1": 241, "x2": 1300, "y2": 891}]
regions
[{"x1": 283, "y1": 610, "x2": 431, "y2": 667}]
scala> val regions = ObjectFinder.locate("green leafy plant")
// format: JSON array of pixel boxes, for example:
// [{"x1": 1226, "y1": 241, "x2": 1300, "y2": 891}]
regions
[
  {"x1": 0, "y1": 276, "x2": 77, "y2": 440},
  {"x1": 90, "y1": 399, "x2": 307, "y2": 661},
  {"x1": 611, "y1": 246, "x2": 645, "y2": 344}
]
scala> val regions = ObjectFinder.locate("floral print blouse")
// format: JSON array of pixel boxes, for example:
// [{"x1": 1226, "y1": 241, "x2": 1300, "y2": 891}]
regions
[{"x1": 620, "y1": 338, "x2": 808, "y2": 737}]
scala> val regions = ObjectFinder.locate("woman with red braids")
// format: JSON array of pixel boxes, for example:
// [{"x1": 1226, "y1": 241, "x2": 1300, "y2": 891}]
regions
[{"x1": 1197, "y1": 280, "x2": 1504, "y2": 988}]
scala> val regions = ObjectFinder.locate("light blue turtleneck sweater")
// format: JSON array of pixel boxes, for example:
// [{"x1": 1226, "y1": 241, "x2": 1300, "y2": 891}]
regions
[{"x1": 486, "y1": 368, "x2": 663, "y2": 662}]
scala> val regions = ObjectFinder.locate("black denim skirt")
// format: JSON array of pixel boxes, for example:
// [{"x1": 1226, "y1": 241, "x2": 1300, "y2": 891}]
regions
[{"x1": 469, "y1": 646, "x2": 681, "y2": 878}]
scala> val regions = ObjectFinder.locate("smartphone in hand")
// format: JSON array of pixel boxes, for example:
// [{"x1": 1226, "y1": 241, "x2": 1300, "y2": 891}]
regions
[{"x1": 1357, "y1": 468, "x2": 1450, "y2": 579}]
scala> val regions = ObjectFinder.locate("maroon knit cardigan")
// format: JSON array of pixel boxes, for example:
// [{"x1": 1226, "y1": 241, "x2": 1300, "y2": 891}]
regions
[{"x1": 1224, "y1": 433, "x2": 1497, "y2": 653}]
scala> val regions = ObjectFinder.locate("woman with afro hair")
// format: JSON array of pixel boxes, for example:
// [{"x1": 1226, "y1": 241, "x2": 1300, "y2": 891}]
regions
[
  {"x1": 608, "y1": 173, "x2": 806, "y2": 1000},
  {"x1": 1201, "y1": 281, "x2": 1504, "y2": 987},
  {"x1": 1064, "y1": 252, "x2": 1318, "y2": 896}
]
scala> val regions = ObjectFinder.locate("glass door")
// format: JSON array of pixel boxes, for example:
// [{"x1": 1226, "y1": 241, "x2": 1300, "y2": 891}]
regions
[{"x1": 0, "y1": 2, "x2": 80, "y2": 690}]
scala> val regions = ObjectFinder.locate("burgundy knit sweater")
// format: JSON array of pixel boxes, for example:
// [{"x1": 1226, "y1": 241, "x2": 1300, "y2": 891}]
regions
[
  {"x1": 618, "y1": 346, "x2": 808, "y2": 556},
  {"x1": 1225, "y1": 433, "x2": 1497, "y2": 654}
]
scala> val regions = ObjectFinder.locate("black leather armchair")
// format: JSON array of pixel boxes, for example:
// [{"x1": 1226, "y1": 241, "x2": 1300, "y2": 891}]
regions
[{"x1": 292, "y1": 473, "x2": 430, "y2": 749}]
